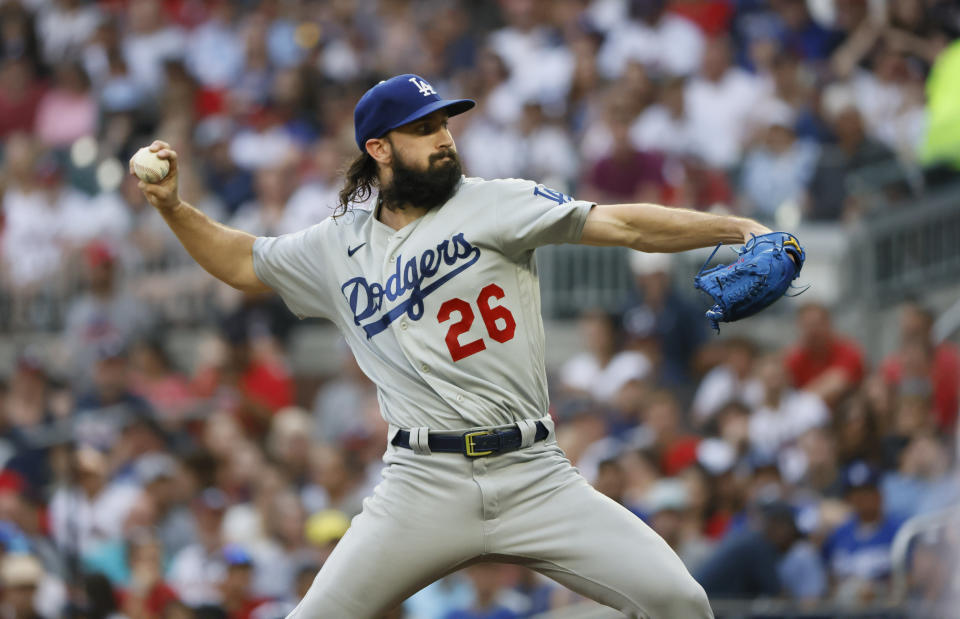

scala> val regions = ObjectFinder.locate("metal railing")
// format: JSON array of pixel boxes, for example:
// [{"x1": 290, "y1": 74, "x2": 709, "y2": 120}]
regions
[
  {"x1": 3, "y1": 181, "x2": 958, "y2": 334},
  {"x1": 535, "y1": 245, "x2": 634, "y2": 319},
  {"x1": 0, "y1": 247, "x2": 224, "y2": 334},
  {"x1": 890, "y1": 504, "x2": 960, "y2": 604},
  {"x1": 852, "y1": 183, "x2": 960, "y2": 305}
]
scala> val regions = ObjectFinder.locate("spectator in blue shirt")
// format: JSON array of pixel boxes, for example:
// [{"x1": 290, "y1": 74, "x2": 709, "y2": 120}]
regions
[
  {"x1": 695, "y1": 501, "x2": 800, "y2": 598},
  {"x1": 823, "y1": 462, "x2": 905, "y2": 601},
  {"x1": 443, "y1": 564, "x2": 519, "y2": 619}
]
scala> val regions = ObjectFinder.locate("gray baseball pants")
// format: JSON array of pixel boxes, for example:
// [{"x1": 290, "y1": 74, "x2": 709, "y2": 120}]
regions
[{"x1": 287, "y1": 417, "x2": 712, "y2": 618}]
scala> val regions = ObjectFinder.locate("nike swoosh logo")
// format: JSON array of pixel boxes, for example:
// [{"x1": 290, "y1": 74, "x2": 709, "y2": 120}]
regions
[{"x1": 347, "y1": 243, "x2": 366, "y2": 257}]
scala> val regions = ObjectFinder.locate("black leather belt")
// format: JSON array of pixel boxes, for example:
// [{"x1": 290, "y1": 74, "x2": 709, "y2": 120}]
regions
[{"x1": 392, "y1": 421, "x2": 549, "y2": 457}]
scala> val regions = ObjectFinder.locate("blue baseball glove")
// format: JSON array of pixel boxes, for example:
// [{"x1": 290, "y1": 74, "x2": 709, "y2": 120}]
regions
[{"x1": 693, "y1": 232, "x2": 806, "y2": 331}]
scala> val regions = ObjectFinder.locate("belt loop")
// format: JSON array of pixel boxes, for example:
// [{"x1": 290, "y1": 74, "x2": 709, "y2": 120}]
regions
[
  {"x1": 515, "y1": 419, "x2": 537, "y2": 449},
  {"x1": 409, "y1": 427, "x2": 432, "y2": 455}
]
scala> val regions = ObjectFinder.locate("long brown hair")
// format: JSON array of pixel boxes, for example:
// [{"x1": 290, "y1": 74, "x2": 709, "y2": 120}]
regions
[{"x1": 336, "y1": 151, "x2": 379, "y2": 217}]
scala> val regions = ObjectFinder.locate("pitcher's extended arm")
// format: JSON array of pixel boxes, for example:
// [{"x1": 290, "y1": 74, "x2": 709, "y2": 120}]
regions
[
  {"x1": 579, "y1": 203, "x2": 771, "y2": 252},
  {"x1": 132, "y1": 141, "x2": 271, "y2": 293}
]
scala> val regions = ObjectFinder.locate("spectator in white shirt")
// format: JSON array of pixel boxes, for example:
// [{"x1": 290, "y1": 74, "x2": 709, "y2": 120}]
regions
[
  {"x1": 283, "y1": 139, "x2": 342, "y2": 230},
  {"x1": 121, "y1": 0, "x2": 186, "y2": 93},
  {"x1": 630, "y1": 76, "x2": 694, "y2": 158},
  {"x1": 487, "y1": 0, "x2": 574, "y2": 107},
  {"x1": 228, "y1": 159, "x2": 302, "y2": 237},
  {"x1": 692, "y1": 337, "x2": 763, "y2": 427},
  {"x1": 184, "y1": 1, "x2": 245, "y2": 89},
  {"x1": 748, "y1": 353, "x2": 829, "y2": 461},
  {"x1": 560, "y1": 309, "x2": 652, "y2": 405},
  {"x1": 514, "y1": 101, "x2": 580, "y2": 192},
  {"x1": 0, "y1": 137, "x2": 74, "y2": 290},
  {"x1": 167, "y1": 488, "x2": 230, "y2": 606},
  {"x1": 685, "y1": 36, "x2": 764, "y2": 169},
  {"x1": 48, "y1": 447, "x2": 142, "y2": 557},
  {"x1": 738, "y1": 100, "x2": 820, "y2": 222},
  {"x1": 597, "y1": 0, "x2": 704, "y2": 79},
  {"x1": 36, "y1": 0, "x2": 102, "y2": 66}
]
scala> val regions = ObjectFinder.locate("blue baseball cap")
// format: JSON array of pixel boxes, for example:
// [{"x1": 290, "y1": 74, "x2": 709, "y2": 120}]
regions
[
  {"x1": 843, "y1": 461, "x2": 881, "y2": 492},
  {"x1": 354, "y1": 74, "x2": 475, "y2": 151}
]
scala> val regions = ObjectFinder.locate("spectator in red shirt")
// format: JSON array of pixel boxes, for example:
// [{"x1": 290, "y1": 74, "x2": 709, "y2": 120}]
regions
[
  {"x1": 0, "y1": 59, "x2": 45, "y2": 139},
  {"x1": 219, "y1": 545, "x2": 272, "y2": 619},
  {"x1": 118, "y1": 531, "x2": 180, "y2": 619},
  {"x1": 645, "y1": 391, "x2": 700, "y2": 476},
  {"x1": 880, "y1": 303, "x2": 959, "y2": 431},
  {"x1": 582, "y1": 110, "x2": 666, "y2": 204},
  {"x1": 785, "y1": 303, "x2": 865, "y2": 407}
]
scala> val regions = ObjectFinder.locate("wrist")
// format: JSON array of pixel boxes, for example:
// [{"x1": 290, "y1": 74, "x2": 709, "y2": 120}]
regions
[{"x1": 160, "y1": 198, "x2": 185, "y2": 215}]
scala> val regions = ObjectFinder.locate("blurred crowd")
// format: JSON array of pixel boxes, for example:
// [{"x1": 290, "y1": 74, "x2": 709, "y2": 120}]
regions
[
  {"x1": 1, "y1": 0, "x2": 959, "y2": 308},
  {"x1": 0, "y1": 0, "x2": 959, "y2": 618}
]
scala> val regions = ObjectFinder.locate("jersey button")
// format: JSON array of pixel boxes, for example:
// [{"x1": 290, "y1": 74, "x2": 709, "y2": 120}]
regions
[
  {"x1": 400, "y1": 322, "x2": 408, "y2": 330},
  {"x1": 456, "y1": 394, "x2": 464, "y2": 402},
  {"x1": 420, "y1": 364, "x2": 430, "y2": 373}
]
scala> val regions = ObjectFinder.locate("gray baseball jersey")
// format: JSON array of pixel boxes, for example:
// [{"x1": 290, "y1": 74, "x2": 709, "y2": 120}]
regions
[{"x1": 252, "y1": 176, "x2": 593, "y2": 430}]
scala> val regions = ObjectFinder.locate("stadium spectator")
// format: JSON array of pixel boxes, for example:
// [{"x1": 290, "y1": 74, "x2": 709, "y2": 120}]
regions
[
  {"x1": 559, "y1": 309, "x2": 651, "y2": 405},
  {"x1": 805, "y1": 91, "x2": 897, "y2": 222},
  {"x1": 36, "y1": 0, "x2": 101, "y2": 67},
  {"x1": 443, "y1": 563, "x2": 520, "y2": 619},
  {"x1": 312, "y1": 343, "x2": 376, "y2": 443},
  {"x1": 785, "y1": 303, "x2": 866, "y2": 406},
  {"x1": 823, "y1": 462, "x2": 904, "y2": 601},
  {"x1": 0, "y1": 59, "x2": 45, "y2": 140},
  {"x1": 795, "y1": 427, "x2": 845, "y2": 498},
  {"x1": 33, "y1": 61, "x2": 95, "y2": 147},
  {"x1": 581, "y1": 108, "x2": 665, "y2": 204},
  {"x1": 695, "y1": 501, "x2": 801, "y2": 599},
  {"x1": 880, "y1": 302, "x2": 960, "y2": 431},
  {"x1": 628, "y1": 76, "x2": 693, "y2": 158},
  {"x1": 514, "y1": 101, "x2": 580, "y2": 193},
  {"x1": 167, "y1": 487, "x2": 230, "y2": 607},
  {"x1": 0, "y1": 553, "x2": 51, "y2": 619},
  {"x1": 0, "y1": 136, "x2": 74, "y2": 292},
  {"x1": 622, "y1": 251, "x2": 705, "y2": 386},
  {"x1": 48, "y1": 446, "x2": 141, "y2": 557},
  {"x1": 218, "y1": 544, "x2": 272, "y2": 619},
  {"x1": 882, "y1": 433, "x2": 954, "y2": 520},
  {"x1": 685, "y1": 35, "x2": 764, "y2": 169},
  {"x1": 748, "y1": 352, "x2": 829, "y2": 462},
  {"x1": 644, "y1": 390, "x2": 700, "y2": 476},
  {"x1": 62, "y1": 242, "x2": 152, "y2": 386},
  {"x1": 646, "y1": 478, "x2": 714, "y2": 572},
  {"x1": 0, "y1": 1, "x2": 955, "y2": 615},
  {"x1": 122, "y1": 0, "x2": 186, "y2": 93},
  {"x1": 229, "y1": 158, "x2": 300, "y2": 237},
  {"x1": 597, "y1": 0, "x2": 704, "y2": 79},
  {"x1": 692, "y1": 337, "x2": 761, "y2": 425},
  {"x1": 739, "y1": 100, "x2": 820, "y2": 222}
]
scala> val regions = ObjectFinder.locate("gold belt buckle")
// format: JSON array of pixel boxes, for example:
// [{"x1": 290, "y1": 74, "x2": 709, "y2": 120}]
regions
[{"x1": 464, "y1": 430, "x2": 494, "y2": 457}]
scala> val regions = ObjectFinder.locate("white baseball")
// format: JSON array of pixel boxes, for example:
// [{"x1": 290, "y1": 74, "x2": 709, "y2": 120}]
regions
[{"x1": 131, "y1": 146, "x2": 170, "y2": 184}]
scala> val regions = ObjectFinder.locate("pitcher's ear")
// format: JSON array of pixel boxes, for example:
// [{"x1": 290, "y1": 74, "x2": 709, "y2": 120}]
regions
[{"x1": 365, "y1": 138, "x2": 391, "y2": 165}]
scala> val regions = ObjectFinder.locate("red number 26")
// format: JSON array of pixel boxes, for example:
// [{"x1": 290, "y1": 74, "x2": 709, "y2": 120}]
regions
[{"x1": 437, "y1": 284, "x2": 517, "y2": 362}]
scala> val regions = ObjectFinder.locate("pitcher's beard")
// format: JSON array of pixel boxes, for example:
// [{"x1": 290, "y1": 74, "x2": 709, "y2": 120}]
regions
[{"x1": 380, "y1": 150, "x2": 462, "y2": 211}]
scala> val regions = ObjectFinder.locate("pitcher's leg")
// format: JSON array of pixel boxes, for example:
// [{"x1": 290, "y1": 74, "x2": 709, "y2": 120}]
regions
[
  {"x1": 289, "y1": 453, "x2": 483, "y2": 619},
  {"x1": 492, "y1": 455, "x2": 711, "y2": 618}
]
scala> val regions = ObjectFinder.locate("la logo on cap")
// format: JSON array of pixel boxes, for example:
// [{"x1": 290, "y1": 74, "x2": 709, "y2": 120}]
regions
[{"x1": 409, "y1": 77, "x2": 437, "y2": 97}]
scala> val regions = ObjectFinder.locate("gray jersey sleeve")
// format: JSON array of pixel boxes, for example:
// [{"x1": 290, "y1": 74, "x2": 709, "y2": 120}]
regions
[
  {"x1": 492, "y1": 178, "x2": 594, "y2": 258},
  {"x1": 252, "y1": 225, "x2": 333, "y2": 319}
]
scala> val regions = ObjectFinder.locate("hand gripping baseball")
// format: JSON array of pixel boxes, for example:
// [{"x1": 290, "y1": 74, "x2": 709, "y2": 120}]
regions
[{"x1": 130, "y1": 140, "x2": 180, "y2": 212}]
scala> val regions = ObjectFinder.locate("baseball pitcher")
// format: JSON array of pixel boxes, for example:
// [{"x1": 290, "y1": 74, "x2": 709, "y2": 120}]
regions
[{"x1": 134, "y1": 74, "x2": 777, "y2": 618}]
